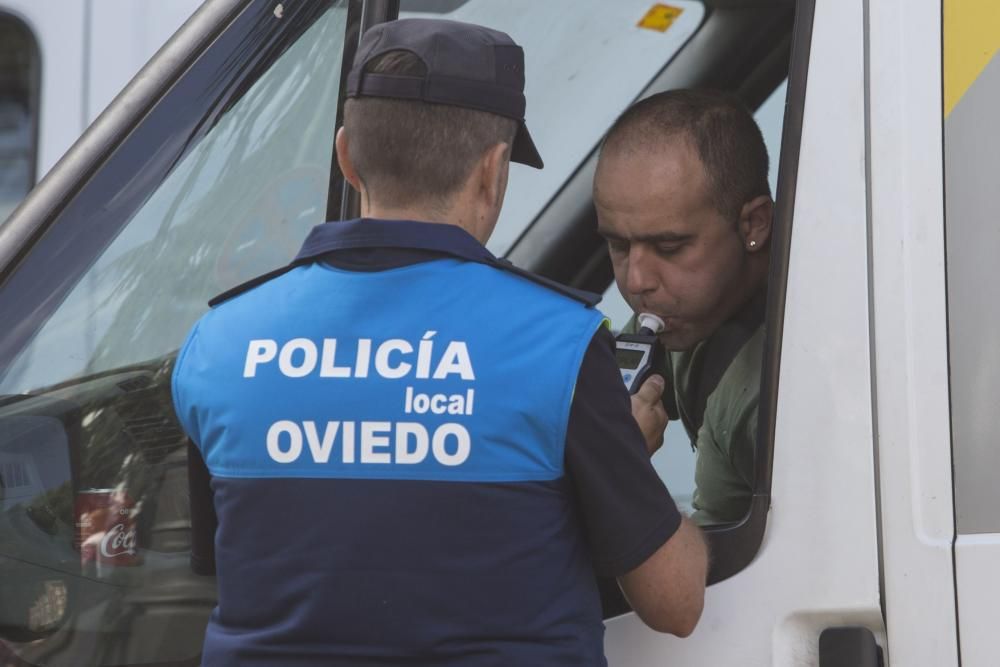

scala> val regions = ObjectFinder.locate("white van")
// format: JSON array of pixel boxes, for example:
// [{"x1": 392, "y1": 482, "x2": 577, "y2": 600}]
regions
[
  {"x1": 0, "y1": 1, "x2": 201, "y2": 220},
  {"x1": 0, "y1": 0, "x2": 996, "y2": 665}
]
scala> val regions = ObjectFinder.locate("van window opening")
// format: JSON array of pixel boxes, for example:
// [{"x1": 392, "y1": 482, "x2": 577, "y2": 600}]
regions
[
  {"x1": 599, "y1": 78, "x2": 789, "y2": 514},
  {"x1": 400, "y1": 0, "x2": 707, "y2": 256}
]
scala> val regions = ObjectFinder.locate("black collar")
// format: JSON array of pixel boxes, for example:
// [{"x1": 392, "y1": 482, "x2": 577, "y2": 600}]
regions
[
  {"x1": 295, "y1": 218, "x2": 496, "y2": 265},
  {"x1": 209, "y1": 218, "x2": 600, "y2": 308}
]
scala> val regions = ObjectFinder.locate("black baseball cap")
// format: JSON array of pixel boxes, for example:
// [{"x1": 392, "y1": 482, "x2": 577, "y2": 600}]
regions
[{"x1": 345, "y1": 18, "x2": 544, "y2": 169}]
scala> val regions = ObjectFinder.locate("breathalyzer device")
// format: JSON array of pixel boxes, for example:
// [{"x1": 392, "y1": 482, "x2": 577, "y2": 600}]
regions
[{"x1": 616, "y1": 313, "x2": 666, "y2": 394}]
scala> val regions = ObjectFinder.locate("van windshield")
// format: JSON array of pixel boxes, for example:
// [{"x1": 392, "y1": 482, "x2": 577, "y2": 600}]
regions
[{"x1": 0, "y1": 6, "x2": 347, "y2": 396}]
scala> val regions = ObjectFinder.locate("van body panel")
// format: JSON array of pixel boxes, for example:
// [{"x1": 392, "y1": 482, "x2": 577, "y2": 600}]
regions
[
  {"x1": 1, "y1": 2, "x2": 86, "y2": 181},
  {"x1": 0, "y1": 0, "x2": 197, "y2": 185},
  {"x1": 945, "y1": 1, "x2": 1000, "y2": 664},
  {"x1": 955, "y1": 536, "x2": 1000, "y2": 665},
  {"x1": 945, "y1": 23, "x2": 1000, "y2": 537}
]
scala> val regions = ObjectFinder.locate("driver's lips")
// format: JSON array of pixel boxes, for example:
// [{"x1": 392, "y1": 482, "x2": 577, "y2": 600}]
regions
[
  {"x1": 633, "y1": 306, "x2": 687, "y2": 343},
  {"x1": 633, "y1": 302, "x2": 680, "y2": 333}
]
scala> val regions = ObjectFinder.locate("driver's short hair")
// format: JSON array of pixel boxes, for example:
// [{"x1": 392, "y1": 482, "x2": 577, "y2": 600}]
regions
[
  {"x1": 343, "y1": 50, "x2": 517, "y2": 210},
  {"x1": 602, "y1": 89, "x2": 771, "y2": 219}
]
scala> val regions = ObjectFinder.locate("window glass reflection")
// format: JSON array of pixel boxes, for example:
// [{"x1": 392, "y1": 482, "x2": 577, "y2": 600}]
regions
[{"x1": 1, "y1": 9, "x2": 346, "y2": 396}]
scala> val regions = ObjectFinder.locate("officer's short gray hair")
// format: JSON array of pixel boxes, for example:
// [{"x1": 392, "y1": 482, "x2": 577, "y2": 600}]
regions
[{"x1": 343, "y1": 50, "x2": 517, "y2": 211}]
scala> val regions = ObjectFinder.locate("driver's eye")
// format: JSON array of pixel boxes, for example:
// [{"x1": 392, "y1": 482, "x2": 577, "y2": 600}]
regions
[{"x1": 655, "y1": 243, "x2": 682, "y2": 256}]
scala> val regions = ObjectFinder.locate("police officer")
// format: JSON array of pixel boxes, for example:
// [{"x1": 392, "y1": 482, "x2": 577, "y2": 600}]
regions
[{"x1": 173, "y1": 18, "x2": 707, "y2": 666}]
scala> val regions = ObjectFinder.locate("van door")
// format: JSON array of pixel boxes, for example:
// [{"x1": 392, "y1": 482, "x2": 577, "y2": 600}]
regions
[
  {"x1": 602, "y1": 0, "x2": 887, "y2": 661},
  {"x1": 0, "y1": 1, "x2": 388, "y2": 664}
]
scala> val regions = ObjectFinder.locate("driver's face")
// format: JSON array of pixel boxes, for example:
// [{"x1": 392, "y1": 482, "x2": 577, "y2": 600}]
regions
[{"x1": 595, "y1": 139, "x2": 748, "y2": 351}]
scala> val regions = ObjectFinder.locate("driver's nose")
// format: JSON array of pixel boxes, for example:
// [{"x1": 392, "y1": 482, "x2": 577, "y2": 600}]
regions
[{"x1": 625, "y1": 244, "x2": 658, "y2": 297}]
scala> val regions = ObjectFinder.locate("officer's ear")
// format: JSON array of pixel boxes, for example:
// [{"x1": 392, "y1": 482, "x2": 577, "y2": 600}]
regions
[
  {"x1": 476, "y1": 141, "x2": 511, "y2": 210},
  {"x1": 335, "y1": 127, "x2": 363, "y2": 193}
]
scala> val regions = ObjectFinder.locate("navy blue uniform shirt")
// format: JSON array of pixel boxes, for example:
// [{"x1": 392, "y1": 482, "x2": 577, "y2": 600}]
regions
[{"x1": 182, "y1": 220, "x2": 681, "y2": 665}]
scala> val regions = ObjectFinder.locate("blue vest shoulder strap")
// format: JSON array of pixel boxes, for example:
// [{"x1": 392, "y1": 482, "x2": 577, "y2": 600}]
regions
[
  {"x1": 490, "y1": 258, "x2": 600, "y2": 307},
  {"x1": 209, "y1": 264, "x2": 297, "y2": 307}
]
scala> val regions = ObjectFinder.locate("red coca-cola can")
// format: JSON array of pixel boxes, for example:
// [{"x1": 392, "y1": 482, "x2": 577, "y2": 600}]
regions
[{"x1": 75, "y1": 488, "x2": 140, "y2": 573}]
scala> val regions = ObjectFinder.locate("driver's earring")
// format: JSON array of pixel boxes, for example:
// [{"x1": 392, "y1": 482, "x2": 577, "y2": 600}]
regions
[{"x1": 748, "y1": 240, "x2": 758, "y2": 249}]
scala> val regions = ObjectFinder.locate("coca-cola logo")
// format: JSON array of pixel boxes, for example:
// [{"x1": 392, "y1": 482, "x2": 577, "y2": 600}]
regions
[{"x1": 99, "y1": 522, "x2": 137, "y2": 558}]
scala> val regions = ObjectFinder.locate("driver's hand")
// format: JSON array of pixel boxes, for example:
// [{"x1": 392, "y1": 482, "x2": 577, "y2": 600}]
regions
[{"x1": 631, "y1": 374, "x2": 669, "y2": 456}]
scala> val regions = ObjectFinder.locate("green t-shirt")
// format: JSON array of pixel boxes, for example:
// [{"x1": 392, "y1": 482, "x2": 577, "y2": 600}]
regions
[{"x1": 624, "y1": 292, "x2": 764, "y2": 525}]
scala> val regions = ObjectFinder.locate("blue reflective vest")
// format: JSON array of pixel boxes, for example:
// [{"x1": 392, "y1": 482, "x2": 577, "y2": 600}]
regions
[{"x1": 173, "y1": 220, "x2": 609, "y2": 666}]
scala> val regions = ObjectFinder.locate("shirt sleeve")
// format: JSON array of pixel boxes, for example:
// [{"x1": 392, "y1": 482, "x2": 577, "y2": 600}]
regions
[
  {"x1": 690, "y1": 392, "x2": 757, "y2": 526},
  {"x1": 187, "y1": 440, "x2": 217, "y2": 575},
  {"x1": 565, "y1": 326, "x2": 682, "y2": 576},
  {"x1": 171, "y1": 320, "x2": 203, "y2": 446},
  {"x1": 173, "y1": 321, "x2": 217, "y2": 575}
]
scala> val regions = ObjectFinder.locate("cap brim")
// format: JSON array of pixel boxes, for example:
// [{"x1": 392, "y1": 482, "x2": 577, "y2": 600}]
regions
[{"x1": 511, "y1": 121, "x2": 543, "y2": 169}]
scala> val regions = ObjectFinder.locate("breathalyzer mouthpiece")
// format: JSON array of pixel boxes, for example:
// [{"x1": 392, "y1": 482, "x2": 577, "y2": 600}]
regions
[{"x1": 637, "y1": 313, "x2": 665, "y2": 336}]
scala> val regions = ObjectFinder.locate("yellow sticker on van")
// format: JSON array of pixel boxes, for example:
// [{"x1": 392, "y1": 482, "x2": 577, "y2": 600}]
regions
[
  {"x1": 638, "y1": 4, "x2": 684, "y2": 33},
  {"x1": 945, "y1": 0, "x2": 1000, "y2": 116}
]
